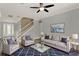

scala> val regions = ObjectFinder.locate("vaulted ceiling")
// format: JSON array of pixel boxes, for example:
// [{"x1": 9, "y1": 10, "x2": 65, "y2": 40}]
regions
[{"x1": 0, "y1": 3, "x2": 79, "y2": 22}]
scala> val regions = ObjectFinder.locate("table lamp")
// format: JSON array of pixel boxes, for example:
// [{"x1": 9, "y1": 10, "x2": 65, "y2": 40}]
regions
[
  {"x1": 40, "y1": 32, "x2": 44, "y2": 36},
  {"x1": 72, "y1": 34, "x2": 78, "y2": 42}
]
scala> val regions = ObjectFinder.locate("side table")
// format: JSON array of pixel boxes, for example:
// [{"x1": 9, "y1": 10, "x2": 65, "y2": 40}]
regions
[
  {"x1": 70, "y1": 41, "x2": 79, "y2": 52},
  {"x1": 0, "y1": 39, "x2": 2, "y2": 56}
]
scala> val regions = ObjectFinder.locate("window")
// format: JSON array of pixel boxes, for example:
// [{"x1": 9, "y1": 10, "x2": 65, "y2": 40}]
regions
[{"x1": 3, "y1": 23, "x2": 14, "y2": 36}]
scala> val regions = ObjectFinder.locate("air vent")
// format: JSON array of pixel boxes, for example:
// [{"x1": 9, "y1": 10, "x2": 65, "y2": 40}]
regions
[
  {"x1": 17, "y1": 3, "x2": 27, "y2": 7},
  {"x1": 8, "y1": 15, "x2": 13, "y2": 18}
]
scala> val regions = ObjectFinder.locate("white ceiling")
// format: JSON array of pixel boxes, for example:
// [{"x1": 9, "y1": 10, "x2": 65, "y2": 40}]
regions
[{"x1": 0, "y1": 3, "x2": 79, "y2": 22}]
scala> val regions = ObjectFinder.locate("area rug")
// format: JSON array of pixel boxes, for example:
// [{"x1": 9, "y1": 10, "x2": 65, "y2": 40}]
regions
[
  {"x1": 2, "y1": 46, "x2": 79, "y2": 56},
  {"x1": 31, "y1": 43, "x2": 50, "y2": 53}
]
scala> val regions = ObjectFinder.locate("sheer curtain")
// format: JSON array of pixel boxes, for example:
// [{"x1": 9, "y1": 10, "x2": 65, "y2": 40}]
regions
[{"x1": 3, "y1": 23, "x2": 14, "y2": 36}]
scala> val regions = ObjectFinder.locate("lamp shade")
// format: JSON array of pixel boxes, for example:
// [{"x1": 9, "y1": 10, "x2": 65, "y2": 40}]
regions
[
  {"x1": 40, "y1": 7, "x2": 44, "y2": 11},
  {"x1": 40, "y1": 32, "x2": 44, "y2": 36},
  {"x1": 72, "y1": 34, "x2": 78, "y2": 39}
]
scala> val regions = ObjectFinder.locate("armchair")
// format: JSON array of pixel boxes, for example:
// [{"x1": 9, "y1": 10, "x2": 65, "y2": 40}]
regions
[
  {"x1": 2, "y1": 36, "x2": 20, "y2": 55},
  {"x1": 21, "y1": 35, "x2": 34, "y2": 46}
]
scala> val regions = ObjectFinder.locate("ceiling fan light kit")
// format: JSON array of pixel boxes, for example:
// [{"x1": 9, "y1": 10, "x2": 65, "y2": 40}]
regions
[
  {"x1": 30, "y1": 3, "x2": 54, "y2": 13},
  {"x1": 40, "y1": 7, "x2": 44, "y2": 11}
]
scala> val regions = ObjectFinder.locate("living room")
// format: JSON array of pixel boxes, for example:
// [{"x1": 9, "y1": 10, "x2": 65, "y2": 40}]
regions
[{"x1": 0, "y1": 3, "x2": 79, "y2": 56}]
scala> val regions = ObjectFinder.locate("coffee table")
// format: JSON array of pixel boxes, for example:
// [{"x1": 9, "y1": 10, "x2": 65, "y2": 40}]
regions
[
  {"x1": 31, "y1": 36, "x2": 50, "y2": 53},
  {"x1": 31, "y1": 43, "x2": 50, "y2": 53}
]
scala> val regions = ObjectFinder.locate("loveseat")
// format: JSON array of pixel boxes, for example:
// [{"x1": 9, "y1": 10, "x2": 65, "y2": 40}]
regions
[{"x1": 2, "y1": 36, "x2": 20, "y2": 55}]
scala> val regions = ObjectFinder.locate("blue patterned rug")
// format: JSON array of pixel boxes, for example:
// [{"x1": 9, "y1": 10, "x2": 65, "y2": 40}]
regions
[{"x1": 2, "y1": 45, "x2": 79, "y2": 56}]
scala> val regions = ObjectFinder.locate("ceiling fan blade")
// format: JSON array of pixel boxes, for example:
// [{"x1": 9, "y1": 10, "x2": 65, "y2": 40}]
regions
[
  {"x1": 30, "y1": 7, "x2": 39, "y2": 9},
  {"x1": 37, "y1": 10, "x2": 40, "y2": 13},
  {"x1": 40, "y1": 3, "x2": 43, "y2": 7},
  {"x1": 44, "y1": 9, "x2": 49, "y2": 12},
  {"x1": 44, "y1": 4, "x2": 54, "y2": 8}
]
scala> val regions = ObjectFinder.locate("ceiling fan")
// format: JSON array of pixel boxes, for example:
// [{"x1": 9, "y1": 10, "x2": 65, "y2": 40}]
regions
[{"x1": 30, "y1": 3, "x2": 54, "y2": 13}]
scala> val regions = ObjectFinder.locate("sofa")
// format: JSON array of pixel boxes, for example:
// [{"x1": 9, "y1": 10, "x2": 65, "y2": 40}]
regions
[
  {"x1": 41, "y1": 34, "x2": 71, "y2": 53},
  {"x1": 2, "y1": 36, "x2": 20, "y2": 55}
]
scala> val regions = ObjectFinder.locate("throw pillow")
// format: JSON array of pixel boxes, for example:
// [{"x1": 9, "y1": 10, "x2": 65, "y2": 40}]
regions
[
  {"x1": 25, "y1": 35, "x2": 32, "y2": 40},
  {"x1": 7, "y1": 37, "x2": 17, "y2": 44},
  {"x1": 61, "y1": 37, "x2": 67, "y2": 43},
  {"x1": 45, "y1": 35, "x2": 49, "y2": 39},
  {"x1": 7, "y1": 39, "x2": 13, "y2": 44}
]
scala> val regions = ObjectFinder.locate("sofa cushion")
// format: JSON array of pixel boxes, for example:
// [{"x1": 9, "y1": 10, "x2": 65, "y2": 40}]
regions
[
  {"x1": 42, "y1": 39, "x2": 66, "y2": 48},
  {"x1": 51, "y1": 34, "x2": 60, "y2": 41},
  {"x1": 54, "y1": 40, "x2": 66, "y2": 48}
]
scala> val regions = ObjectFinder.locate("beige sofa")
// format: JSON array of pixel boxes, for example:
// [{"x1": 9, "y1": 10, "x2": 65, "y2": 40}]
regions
[{"x1": 42, "y1": 34, "x2": 71, "y2": 53}]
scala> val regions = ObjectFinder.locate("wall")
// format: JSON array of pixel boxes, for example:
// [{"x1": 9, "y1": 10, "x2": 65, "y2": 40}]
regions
[
  {"x1": 0, "y1": 17, "x2": 40, "y2": 39},
  {"x1": 14, "y1": 21, "x2": 21, "y2": 35},
  {"x1": 0, "y1": 23, "x2": 3, "y2": 37},
  {"x1": 40, "y1": 8, "x2": 79, "y2": 38},
  {"x1": 0, "y1": 22, "x2": 17, "y2": 37},
  {"x1": 0, "y1": 17, "x2": 21, "y2": 37},
  {"x1": 24, "y1": 20, "x2": 40, "y2": 38},
  {"x1": 0, "y1": 17, "x2": 20, "y2": 23}
]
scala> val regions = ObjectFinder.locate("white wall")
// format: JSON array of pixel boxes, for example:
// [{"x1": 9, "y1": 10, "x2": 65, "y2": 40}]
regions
[{"x1": 40, "y1": 8, "x2": 79, "y2": 38}]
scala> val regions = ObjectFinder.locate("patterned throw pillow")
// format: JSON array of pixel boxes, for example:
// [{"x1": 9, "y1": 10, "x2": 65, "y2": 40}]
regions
[{"x1": 7, "y1": 37, "x2": 17, "y2": 45}]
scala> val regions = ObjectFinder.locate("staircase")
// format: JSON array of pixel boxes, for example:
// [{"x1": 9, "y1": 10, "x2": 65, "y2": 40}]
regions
[{"x1": 16, "y1": 17, "x2": 34, "y2": 40}]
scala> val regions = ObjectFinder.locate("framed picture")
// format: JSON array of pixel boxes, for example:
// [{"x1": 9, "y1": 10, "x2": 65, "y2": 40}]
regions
[{"x1": 51, "y1": 23, "x2": 64, "y2": 33}]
